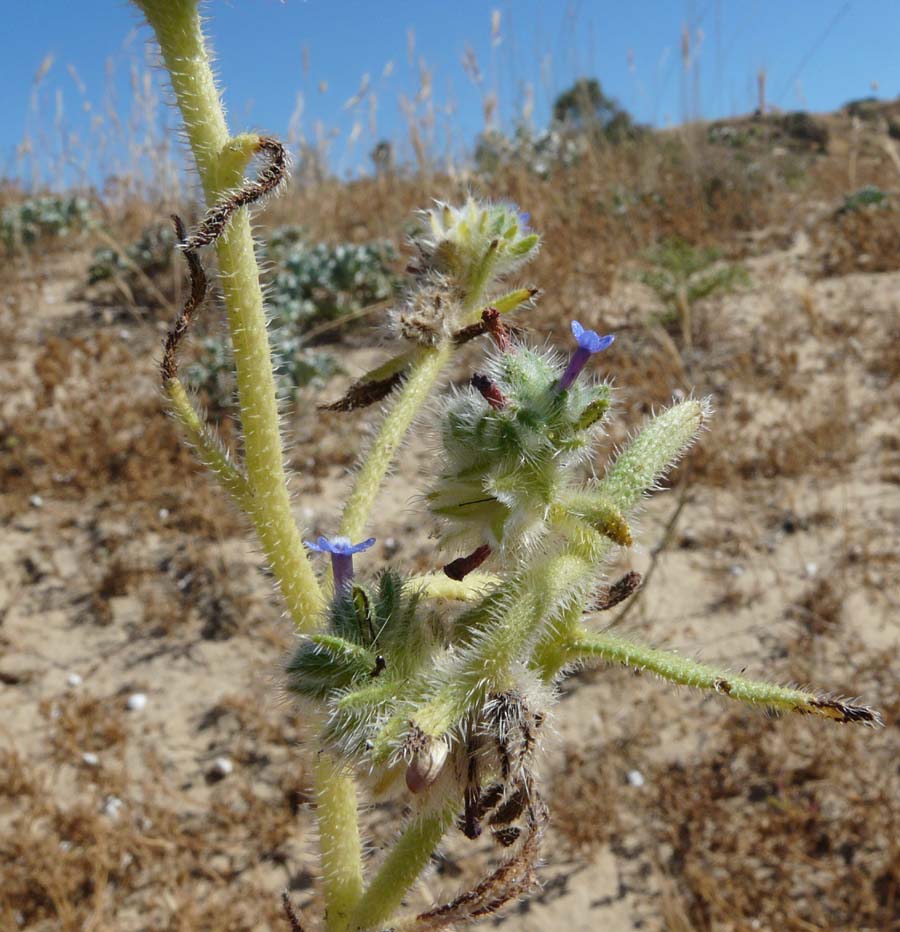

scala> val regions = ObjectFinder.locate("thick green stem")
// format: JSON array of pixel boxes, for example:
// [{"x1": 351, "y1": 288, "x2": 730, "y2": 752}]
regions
[
  {"x1": 567, "y1": 630, "x2": 882, "y2": 725},
  {"x1": 314, "y1": 753, "x2": 366, "y2": 932},
  {"x1": 348, "y1": 803, "x2": 458, "y2": 932},
  {"x1": 134, "y1": 0, "x2": 323, "y2": 630},
  {"x1": 134, "y1": 2, "x2": 349, "y2": 922}
]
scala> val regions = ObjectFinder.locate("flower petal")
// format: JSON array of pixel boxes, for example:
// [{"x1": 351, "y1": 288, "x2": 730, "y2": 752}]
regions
[{"x1": 304, "y1": 534, "x2": 376, "y2": 556}]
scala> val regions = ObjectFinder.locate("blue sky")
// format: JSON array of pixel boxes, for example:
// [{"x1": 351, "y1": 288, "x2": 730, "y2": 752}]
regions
[{"x1": 4, "y1": 0, "x2": 898, "y2": 187}]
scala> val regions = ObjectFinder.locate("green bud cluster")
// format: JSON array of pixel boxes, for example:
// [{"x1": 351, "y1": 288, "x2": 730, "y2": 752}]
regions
[
  {"x1": 288, "y1": 357, "x2": 711, "y2": 813},
  {"x1": 282, "y1": 198, "x2": 726, "y2": 821},
  {"x1": 287, "y1": 571, "x2": 438, "y2": 763},
  {"x1": 388, "y1": 199, "x2": 540, "y2": 349},
  {"x1": 427, "y1": 341, "x2": 622, "y2": 559},
  {"x1": 418, "y1": 198, "x2": 539, "y2": 296}
]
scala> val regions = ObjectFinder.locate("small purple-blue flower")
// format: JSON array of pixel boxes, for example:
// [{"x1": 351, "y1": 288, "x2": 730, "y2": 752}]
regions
[
  {"x1": 558, "y1": 320, "x2": 615, "y2": 391},
  {"x1": 306, "y1": 536, "x2": 376, "y2": 556},
  {"x1": 305, "y1": 535, "x2": 376, "y2": 592},
  {"x1": 572, "y1": 320, "x2": 614, "y2": 354}
]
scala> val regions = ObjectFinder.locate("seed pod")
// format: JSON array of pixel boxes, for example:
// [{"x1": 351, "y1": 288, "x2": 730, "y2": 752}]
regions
[{"x1": 405, "y1": 737, "x2": 450, "y2": 793}]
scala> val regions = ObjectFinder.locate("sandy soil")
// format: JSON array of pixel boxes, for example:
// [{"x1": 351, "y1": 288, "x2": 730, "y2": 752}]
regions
[{"x1": 1, "y1": 225, "x2": 897, "y2": 931}]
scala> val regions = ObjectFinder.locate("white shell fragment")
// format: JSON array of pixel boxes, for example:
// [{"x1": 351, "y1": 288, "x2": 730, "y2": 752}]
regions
[
  {"x1": 103, "y1": 795, "x2": 123, "y2": 819},
  {"x1": 211, "y1": 756, "x2": 234, "y2": 778},
  {"x1": 126, "y1": 693, "x2": 147, "y2": 712},
  {"x1": 125, "y1": 693, "x2": 147, "y2": 712}
]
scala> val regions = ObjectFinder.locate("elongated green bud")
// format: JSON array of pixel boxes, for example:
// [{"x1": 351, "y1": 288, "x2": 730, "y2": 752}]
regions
[
  {"x1": 597, "y1": 398, "x2": 711, "y2": 512},
  {"x1": 567, "y1": 631, "x2": 882, "y2": 726}
]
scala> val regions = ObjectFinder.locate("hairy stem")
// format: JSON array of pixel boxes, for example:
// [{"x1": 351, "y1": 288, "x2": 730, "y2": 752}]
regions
[
  {"x1": 399, "y1": 551, "x2": 594, "y2": 744},
  {"x1": 314, "y1": 753, "x2": 366, "y2": 932},
  {"x1": 165, "y1": 378, "x2": 250, "y2": 506},
  {"x1": 339, "y1": 265, "x2": 501, "y2": 543},
  {"x1": 340, "y1": 344, "x2": 453, "y2": 541},
  {"x1": 348, "y1": 803, "x2": 458, "y2": 931},
  {"x1": 133, "y1": 0, "x2": 323, "y2": 629},
  {"x1": 530, "y1": 601, "x2": 585, "y2": 682}
]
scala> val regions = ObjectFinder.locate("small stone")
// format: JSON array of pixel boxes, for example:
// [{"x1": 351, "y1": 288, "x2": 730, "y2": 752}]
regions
[
  {"x1": 158, "y1": 508, "x2": 170, "y2": 520},
  {"x1": 626, "y1": 769, "x2": 645, "y2": 788},
  {"x1": 383, "y1": 537, "x2": 400, "y2": 557},
  {"x1": 804, "y1": 561, "x2": 818, "y2": 578},
  {"x1": 781, "y1": 512, "x2": 799, "y2": 534},
  {"x1": 29, "y1": 495, "x2": 43, "y2": 508},
  {"x1": 103, "y1": 795, "x2": 123, "y2": 819},
  {"x1": 729, "y1": 564, "x2": 745, "y2": 577},
  {"x1": 82, "y1": 751, "x2": 99, "y2": 767},
  {"x1": 207, "y1": 756, "x2": 234, "y2": 783},
  {"x1": 66, "y1": 672, "x2": 83, "y2": 688},
  {"x1": 126, "y1": 693, "x2": 147, "y2": 712}
]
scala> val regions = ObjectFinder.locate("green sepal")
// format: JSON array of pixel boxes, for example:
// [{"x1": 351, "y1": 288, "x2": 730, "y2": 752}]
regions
[
  {"x1": 576, "y1": 397, "x2": 611, "y2": 430},
  {"x1": 286, "y1": 633, "x2": 377, "y2": 701},
  {"x1": 563, "y1": 494, "x2": 633, "y2": 547}
]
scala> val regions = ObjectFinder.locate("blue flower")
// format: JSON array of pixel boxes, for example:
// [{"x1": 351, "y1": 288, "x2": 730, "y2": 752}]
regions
[
  {"x1": 306, "y1": 535, "x2": 376, "y2": 592},
  {"x1": 517, "y1": 210, "x2": 531, "y2": 232},
  {"x1": 305, "y1": 536, "x2": 376, "y2": 556},
  {"x1": 571, "y1": 320, "x2": 614, "y2": 354},
  {"x1": 558, "y1": 321, "x2": 615, "y2": 391}
]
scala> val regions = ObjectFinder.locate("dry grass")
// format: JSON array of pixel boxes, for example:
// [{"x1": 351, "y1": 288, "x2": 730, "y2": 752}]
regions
[
  {"x1": 545, "y1": 641, "x2": 898, "y2": 932},
  {"x1": 0, "y1": 725, "x2": 313, "y2": 931},
  {"x1": 650, "y1": 706, "x2": 899, "y2": 931}
]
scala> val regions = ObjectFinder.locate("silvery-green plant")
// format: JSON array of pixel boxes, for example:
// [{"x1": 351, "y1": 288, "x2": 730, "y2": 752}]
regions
[
  {"x1": 132, "y1": 3, "x2": 881, "y2": 929},
  {"x1": 187, "y1": 232, "x2": 399, "y2": 408},
  {"x1": 87, "y1": 221, "x2": 176, "y2": 285},
  {"x1": 1, "y1": 193, "x2": 92, "y2": 254}
]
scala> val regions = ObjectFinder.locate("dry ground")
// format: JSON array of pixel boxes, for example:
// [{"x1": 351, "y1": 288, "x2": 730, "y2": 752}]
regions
[{"x1": 1, "y1": 113, "x2": 898, "y2": 931}]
